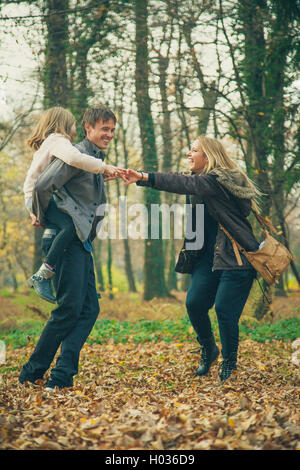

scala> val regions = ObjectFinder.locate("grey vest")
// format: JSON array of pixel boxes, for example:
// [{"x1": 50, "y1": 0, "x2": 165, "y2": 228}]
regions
[{"x1": 32, "y1": 138, "x2": 107, "y2": 243}]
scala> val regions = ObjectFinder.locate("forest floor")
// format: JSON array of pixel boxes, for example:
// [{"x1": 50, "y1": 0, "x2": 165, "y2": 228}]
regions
[{"x1": 0, "y1": 290, "x2": 299, "y2": 451}]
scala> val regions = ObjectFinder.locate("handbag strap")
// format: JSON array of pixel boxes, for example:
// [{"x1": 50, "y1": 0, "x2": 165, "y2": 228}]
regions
[
  {"x1": 252, "y1": 210, "x2": 278, "y2": 235},
  {"x1": 220, "y1": 223, "x2": 272, "y2": 304},
  {"x1": 220, "y1": 208, "x2": 278, "y2": 266},
  {"x1": 219, "y1": 224, "x2": 244, "y2": 266}
]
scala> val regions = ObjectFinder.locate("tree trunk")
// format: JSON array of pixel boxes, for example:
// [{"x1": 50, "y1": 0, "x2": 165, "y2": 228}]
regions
[
  {"x1": 158, "y1": 55, "x2": 173, "y2": 174},
  {"x1": 174, "y1": 79, "x2": 191, "y2": 292},
  {"x1": 235, "y1": 0, "x2": 300, "y2": 316},
  {"x1": 73, "y1": 46, "x2": 89, "y2": 124},
  {"x1": 182, "y1": 24, "x2": 218, "y2": 136},
  {"x1": 157, "y1": 52, "x2": 178, "y2": 291},
  {"x1": 134, "y1": 0, "x2": 169, "y2": 300},
  {"x1": 112, "y1": 82, "x2": 137, "y2": 293},
  {"x1": 93, "y1": 238, "x2": 105, "y2": 292},
  {"x1": 123, "y1": 238, "x2": 137, "y2": 292},
  {"x1": 167, "y1": 233, "x2": 178, "y2": 292},
  {"x1": 43, "y1": 0, "x2": 70, "y2": 108},
  {"x1": 107, "y1": 238, "x2": 114, "y2": 299},
  {"x1": 236, "y1": 0, "x2": 273, "y2": 318},
  {"x1": 33, "y1": 0, "x2": 70, "y2": 271}
]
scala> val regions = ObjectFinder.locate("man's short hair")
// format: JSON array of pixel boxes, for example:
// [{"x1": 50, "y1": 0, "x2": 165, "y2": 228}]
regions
[{"x1": 81, "y1": 105, "x2": 117, "y2": 135}]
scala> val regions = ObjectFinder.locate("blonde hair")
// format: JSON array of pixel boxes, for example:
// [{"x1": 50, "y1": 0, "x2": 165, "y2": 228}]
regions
[
  {"x1": 196, "y1": 135, "x2": 262, "y2": 213},
  {"x1": 27, "y1": 107, "x2": 76, "y2": 150}
]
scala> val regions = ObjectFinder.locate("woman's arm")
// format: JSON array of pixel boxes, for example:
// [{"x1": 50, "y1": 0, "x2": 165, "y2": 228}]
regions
[{"x1": 124, "y1": 169, "x2": 216, "y2": 198}]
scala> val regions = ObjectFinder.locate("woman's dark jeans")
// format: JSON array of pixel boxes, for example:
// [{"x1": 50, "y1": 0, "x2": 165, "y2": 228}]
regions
[
  {"x1": 186, "y1": 259, "x2": 255, "y2": 358},
  {"x1": 44, "y1": 198, "x2": 77, "y2": 270}
]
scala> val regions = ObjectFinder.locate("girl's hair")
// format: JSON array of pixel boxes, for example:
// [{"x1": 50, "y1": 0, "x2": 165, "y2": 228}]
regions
[
  {"x1": 27, "y1": 107, "x2": 76, "y2": 150},
  {"x1": 196, "y1": 135, "x2": 262, "y2": 213}
]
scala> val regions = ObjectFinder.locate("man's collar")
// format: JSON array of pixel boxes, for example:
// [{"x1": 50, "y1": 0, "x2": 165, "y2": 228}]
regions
[{"x1": 83, "y1": 138, "x2": 106, "y2": 159}]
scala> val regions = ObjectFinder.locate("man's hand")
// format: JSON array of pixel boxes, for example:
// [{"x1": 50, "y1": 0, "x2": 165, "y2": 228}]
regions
[{"x1": 30, "y1": 213, "x2": 45, "y2": 229}]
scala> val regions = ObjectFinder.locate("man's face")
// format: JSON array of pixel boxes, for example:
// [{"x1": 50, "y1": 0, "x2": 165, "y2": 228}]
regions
[{"x1": 85, "y1": 118, "x2": 115, "y2": 149}]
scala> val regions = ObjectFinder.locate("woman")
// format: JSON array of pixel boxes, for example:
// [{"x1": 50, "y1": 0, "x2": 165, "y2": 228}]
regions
[{"x1": 124, "y1": 136, "x2": 261, "y2": 382}]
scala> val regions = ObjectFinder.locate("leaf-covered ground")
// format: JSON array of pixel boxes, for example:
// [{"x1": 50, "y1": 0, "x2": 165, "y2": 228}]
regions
[{"x1": 0, "y1": 338, "x2": 299, "y2": 450}]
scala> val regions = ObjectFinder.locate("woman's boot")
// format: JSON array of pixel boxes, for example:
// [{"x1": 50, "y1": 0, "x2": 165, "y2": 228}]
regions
[
  {"x1": 219, "y1": 351, "x2": 238, "y2": 381},
  {"x1": 196, "y1": 335, "x2": 220, "y2": 376}
]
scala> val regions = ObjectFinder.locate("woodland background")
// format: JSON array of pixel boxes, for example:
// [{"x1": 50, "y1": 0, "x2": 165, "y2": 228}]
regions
[
  {"x1": 0, "y1": 0, "x2": 299, "y2": 308},
  {"x1": 0, "y1": 0, "x2": 299, "y2": 451}
]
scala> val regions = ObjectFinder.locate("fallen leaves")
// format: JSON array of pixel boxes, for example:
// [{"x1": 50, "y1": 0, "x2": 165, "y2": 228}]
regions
[{"x1": 0, "y1": 338, "x2": 299, "y2": 450}]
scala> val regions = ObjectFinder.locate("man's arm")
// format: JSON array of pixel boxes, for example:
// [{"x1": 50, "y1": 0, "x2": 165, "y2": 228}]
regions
[{"x1": 32, "y1": 158, "x2": 79, "y2": 225}]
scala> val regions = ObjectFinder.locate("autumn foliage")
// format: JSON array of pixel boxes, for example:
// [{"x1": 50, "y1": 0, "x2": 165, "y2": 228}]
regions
[{"x1": 1, "y1": 325, "x2": 299, "y2": 450}]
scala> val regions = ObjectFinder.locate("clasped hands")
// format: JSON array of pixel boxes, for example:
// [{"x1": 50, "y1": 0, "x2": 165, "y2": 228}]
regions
[{"x1": 104, "y1": 166, "x2": 145, "y2": 185}]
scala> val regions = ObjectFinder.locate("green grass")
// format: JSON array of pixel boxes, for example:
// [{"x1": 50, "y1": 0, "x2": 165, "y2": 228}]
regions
[
  {"x1": 1, "y1": 316, "x2": 299, "y2": 350},
  {"x1": 8, "y1": 289, "x2": 53, "y2": 315},
  {"x1": 239, "y1": 317, "x2": 300, "y2": 343}
]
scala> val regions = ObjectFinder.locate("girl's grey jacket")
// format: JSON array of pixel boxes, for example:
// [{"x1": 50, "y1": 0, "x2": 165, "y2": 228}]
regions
[
  {"x1": 32, "y1": 138, "x2": 106, "y2": 245},
  {"x1": 137, "y1": 169, "x2": 260, "y2": 271}
]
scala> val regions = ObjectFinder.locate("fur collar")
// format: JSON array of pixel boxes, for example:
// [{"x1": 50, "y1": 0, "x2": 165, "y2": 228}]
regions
[{"x1": 210, "y1": 168, "x2": 256, "y2": 200}]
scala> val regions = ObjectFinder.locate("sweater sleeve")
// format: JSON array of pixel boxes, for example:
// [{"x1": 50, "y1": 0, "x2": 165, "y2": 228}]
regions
[
  {"x1": 47, "y1": 134, "x2": 107, "y2": 174},
  {"x1": 137, "y1": 172, "x2": 216, "y2": 198},
  {"x1": 23, "y1": 148, "x2": 50, "y2": 199}
]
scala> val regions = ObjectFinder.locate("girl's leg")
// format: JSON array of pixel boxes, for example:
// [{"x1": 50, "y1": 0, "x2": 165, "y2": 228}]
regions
[
  {"x1": 28, "y1": 200, "x2": 77, "y2": 303},
  {"x1": 43, "y1": 199, "x2": 77, "y2": 270}
]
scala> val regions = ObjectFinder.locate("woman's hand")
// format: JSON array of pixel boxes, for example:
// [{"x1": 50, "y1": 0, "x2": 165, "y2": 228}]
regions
[
  {"x1": 103, "y1": 165, "x2": 129, "y2": 182},
  {"x1": 103, "y1": 168, "x2": 148, "y2": 184},
  {"x1": 122, "y1": 169, "x2": 147, "y2": 185}
]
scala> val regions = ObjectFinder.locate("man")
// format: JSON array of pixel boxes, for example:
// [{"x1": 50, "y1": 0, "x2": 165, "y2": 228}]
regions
[{"x1": 19, "y1": 105, "x2": 121, "y2": 391}]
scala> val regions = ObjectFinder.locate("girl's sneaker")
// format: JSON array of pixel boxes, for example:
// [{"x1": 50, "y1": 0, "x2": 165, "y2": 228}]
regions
[{"x1": 27, "y1": 263, "x2": 56, "y2": 303}]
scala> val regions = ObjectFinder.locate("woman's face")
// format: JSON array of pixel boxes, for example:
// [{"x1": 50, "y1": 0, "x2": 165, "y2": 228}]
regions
[{"x1": 187, "y1": 140, "x2": 207, "y2": 174}]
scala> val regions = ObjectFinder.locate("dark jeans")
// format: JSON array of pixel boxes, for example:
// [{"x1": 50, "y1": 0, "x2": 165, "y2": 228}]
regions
[
  {"x1": 186, "y1": 259, "x2": 255, "y2": 358},
  {"x1": 44, "y1": 198, "x2": 77, "y2": 270},
  {"x1": 20, "y1": 236, "x2": 99, "y2": 387}
]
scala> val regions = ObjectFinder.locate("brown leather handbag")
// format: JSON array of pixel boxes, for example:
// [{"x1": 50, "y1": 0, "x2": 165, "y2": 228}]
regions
[{"x1": 220, "y1": 214, "x2": 295, "y2": 285}]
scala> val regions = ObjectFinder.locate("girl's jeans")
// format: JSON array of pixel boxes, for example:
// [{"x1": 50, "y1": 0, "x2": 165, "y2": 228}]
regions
[
  {"x1": 43, "y1": 198, "x2": 77, "y2": 270},
  {"x1": 186, "y1": 259, "x2": 255, "y2": 358}
]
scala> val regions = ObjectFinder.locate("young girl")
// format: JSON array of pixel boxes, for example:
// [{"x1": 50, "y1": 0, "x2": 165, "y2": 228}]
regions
[{"x1": 24, "y1": 106, "x2": 119, "y2": 303}]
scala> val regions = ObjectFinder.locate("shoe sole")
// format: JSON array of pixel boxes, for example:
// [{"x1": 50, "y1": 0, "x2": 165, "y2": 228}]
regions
[
  {"x1": 27, "y1": 278, "x2": 56, "y2": 304},
  {"x1": 45, "y1": 385, "x2": 73, "y2": 392}
]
